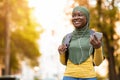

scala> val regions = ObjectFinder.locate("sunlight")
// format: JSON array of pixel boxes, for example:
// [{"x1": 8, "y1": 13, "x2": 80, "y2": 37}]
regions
[
  {"x1": 115, "y1": 21, "x2": 120, "y2": 36},
  {"x1": 28, "y1": 0, "x2": 69, "y2": 79},
  {"x1": 89, "y1": 0, "x2": 96, "y2": 6},
  {"x1": 28, "y1": 0, "x2": 67, "y2": 29},
  {"x1": 95, "y1": 59, "x2": 108, "y2": 77}
]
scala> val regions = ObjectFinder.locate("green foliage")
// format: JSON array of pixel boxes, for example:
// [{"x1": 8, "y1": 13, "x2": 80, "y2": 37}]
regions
[
  {"x1": 0, "y1": 0, "x2": 43, "y2": 72},
  {"x1": 90, "y1": 4, "x2": 119, "y2": 56},
  {"x1": 90, "y1": 1, "x2": 120, "y2": 79},
  {"x1": 115, "y1": 54, "x2": 120, "y2": 69}
]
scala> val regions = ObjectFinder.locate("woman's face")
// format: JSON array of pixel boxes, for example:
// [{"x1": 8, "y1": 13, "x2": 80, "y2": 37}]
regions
[{"x1": 72, "y1": 11, "x2": 87, "y2": 29}]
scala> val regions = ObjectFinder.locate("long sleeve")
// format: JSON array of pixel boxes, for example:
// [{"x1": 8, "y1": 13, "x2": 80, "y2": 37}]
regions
[
  {"x1": 59, "y1": 53, "x2": 66, "y2": 65},
  {"x1": 59, "y1": 35, "x2": 68, "y2": 65},
  {"x1": 93, "y1": 47, "x2": 104, "y2": 66}
]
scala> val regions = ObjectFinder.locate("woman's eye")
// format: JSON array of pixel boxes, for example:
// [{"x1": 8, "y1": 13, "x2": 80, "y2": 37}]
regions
[
  {"x1": 72, "y1": 15, "x2": 76, "y2": 17},
  {"x1": 79, "y1": 14, "x2": 84, "y2": 17}
]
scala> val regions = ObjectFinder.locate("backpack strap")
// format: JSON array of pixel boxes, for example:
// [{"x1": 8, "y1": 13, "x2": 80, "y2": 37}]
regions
[
  {"x1": 63, "y1": 33, "x2": 72, "y2": 47},
  {"x1": 90, "y1": 30, "x2": 95, "y2": 57},
  {"x1": 90, "y1": 30, "x2": 95, "y2": 35},
  {"x1": 63, "y1": 33, "x2": 72, "y2": 65}
]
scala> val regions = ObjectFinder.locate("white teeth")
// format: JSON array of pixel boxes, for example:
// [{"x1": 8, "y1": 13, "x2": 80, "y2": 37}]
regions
[{"x1": 75, "y1": 22, "x2": 79, "y2": 23}]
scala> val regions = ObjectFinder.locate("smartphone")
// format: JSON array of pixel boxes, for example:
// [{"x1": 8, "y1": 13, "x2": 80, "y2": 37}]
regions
[{"x1": 94, "y1": 32, "x2": 103, "y2": 40}]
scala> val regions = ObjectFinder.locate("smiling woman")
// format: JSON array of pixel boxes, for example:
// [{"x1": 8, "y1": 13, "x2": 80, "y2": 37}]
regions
[{"x1": 58, "y1": 6, "x2": 103, "y2": 80}]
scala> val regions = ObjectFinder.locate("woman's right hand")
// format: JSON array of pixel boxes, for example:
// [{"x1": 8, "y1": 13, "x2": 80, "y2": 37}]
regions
[{"x1": 58, "y1": 44, "x2": 67, "y2": 54}]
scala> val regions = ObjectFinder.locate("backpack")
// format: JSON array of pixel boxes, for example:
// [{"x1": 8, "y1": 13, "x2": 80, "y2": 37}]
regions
[{"x1": 63, "y1": 30, "x2": 95, "y2": 65}]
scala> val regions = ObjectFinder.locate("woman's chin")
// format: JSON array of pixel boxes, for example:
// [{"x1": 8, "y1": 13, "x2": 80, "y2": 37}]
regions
[{"x1": 74, "y1": 26, "x2": 83, "y2": 29}]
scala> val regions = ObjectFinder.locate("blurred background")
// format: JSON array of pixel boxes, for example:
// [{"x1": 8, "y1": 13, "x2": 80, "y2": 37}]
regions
[{"x1": 0, "y1": 0, "x2": 120, "y2": 80}]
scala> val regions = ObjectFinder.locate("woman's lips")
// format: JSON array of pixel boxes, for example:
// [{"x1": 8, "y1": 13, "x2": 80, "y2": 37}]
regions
[{"x1": 74, "y1": 21, "x2": 81, "y2": 24}]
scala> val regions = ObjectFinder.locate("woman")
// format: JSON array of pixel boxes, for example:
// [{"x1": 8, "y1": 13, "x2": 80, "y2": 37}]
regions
[{"x1": 58, "y1": 6, "x2": 103, "y2": 80}]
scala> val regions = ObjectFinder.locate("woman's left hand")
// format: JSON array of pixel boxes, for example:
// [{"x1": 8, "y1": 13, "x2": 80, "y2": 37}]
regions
[{"x1": 90, "y1": 34, "x2": 102, "y2": 49}]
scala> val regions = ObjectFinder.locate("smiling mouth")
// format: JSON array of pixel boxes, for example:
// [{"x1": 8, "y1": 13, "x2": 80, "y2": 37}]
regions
[
  {"x1": 75, "y1": 22, "x2": 79, "y2": 23},
  {"x1": 74, "y1": 21, "x2": 81, "y2": 24}
]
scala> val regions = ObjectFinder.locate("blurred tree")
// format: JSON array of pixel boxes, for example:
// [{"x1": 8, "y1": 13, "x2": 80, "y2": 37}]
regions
[
  {"x1": 90, "y1": 0, "x2": 119, "y2": 80},
  {"x1": 4, "y1": 0, "x2": 11, "y2": 75},
  {"x1": 74, "y1": 0, "x2": 89, "y2": 7},
  {"x1": 0, "y1": 0, "x2": 43, "y2": 75}
]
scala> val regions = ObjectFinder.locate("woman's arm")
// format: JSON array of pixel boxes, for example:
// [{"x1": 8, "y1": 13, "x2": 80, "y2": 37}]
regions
[
  {"x1": 59, "y1": 53, "x2": 66, "y2": 65},
  {"x1": 93, "y1": 47, "x2": 104, "y2": 66}
]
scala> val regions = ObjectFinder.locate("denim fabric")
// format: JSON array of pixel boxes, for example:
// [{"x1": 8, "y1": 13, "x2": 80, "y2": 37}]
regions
[{"x1": 63, "y1": 76, "x2": 97, "y2": 80}]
